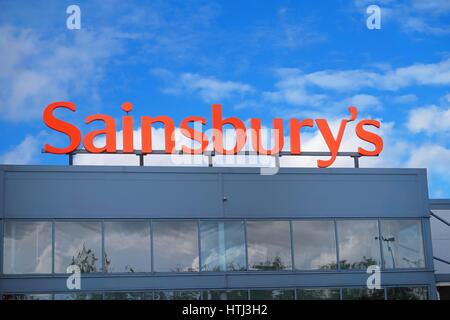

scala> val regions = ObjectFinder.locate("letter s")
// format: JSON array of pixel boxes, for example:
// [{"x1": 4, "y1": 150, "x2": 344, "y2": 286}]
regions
[
  {"x1": 43, "y1": 102, "x2": 81, "y2": 154},
  {"x1": 356, "y1": 119, "x2": 383, "y2": 156}
]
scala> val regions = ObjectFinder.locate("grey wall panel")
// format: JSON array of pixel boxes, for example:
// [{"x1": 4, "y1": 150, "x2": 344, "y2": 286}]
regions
[
  {"x1": 4, "y1": 170, "x2": 222, "y2": 218},
  {"x1": 0, "y1": 271, "x2": 435, "y2": 293},
  {"x1": 222, "y1": 172, "x2": 428, "y2": 218},
  {"x1": 0, "y1": 166, "x2": 429, "y2": 219}
]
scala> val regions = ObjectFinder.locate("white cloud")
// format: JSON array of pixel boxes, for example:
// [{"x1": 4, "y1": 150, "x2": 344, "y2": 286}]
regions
[
  {"x1": 407, "y1": 105, "x2": 450, "y2": 135},
  {"x1": 340, "y1": 94, "x2": 382, "y2": 111},
  {"x1": 264, "y1": 59, "x2": 450, "y2": 107},
  {"x1": 411, "y1": 0, "x2": 450, "y2": 15},
  {"x1": 0, "y1": 26, "x2": 121, "y2": 121},
  {"x1": 393, "y1": 94, "x2": 418, "y2": 104},
  {"x1": 406, "y1": 145, "x2": 450, "y2": 176},
  {"x1": 0, "y1": 132, "x2": 44, "y2": 164},
  {"x1": 153, "y1": 69, "x2": 254, "y2": 102}
]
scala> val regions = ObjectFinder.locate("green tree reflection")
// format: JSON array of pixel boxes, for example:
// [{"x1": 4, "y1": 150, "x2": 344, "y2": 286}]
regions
[
  {"x1": 252, "y1": 255, "x2": 287, "y2": 271},
  {"x1": 69, "y1": 244, "x2": 98, "y2": 273}
]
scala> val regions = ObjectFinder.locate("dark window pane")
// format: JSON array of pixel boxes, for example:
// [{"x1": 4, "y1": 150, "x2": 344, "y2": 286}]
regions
[
  {"x1": 55, "y1": 222, "x2": 102, "y2": 273},
  {"x1": 104, "y1": 221, "x2": 151, "y2": 273},
  {"x1": 3, "y1": 221, "x2": 52, "y2": 274},
  {"x1": 380, "y1": 220, "x2": 425, "y2": 269},
  {"x1": 249, "y1": 289, "x2": 294, "y2": 300},
  {"x1": 200, "y1": 221, "x2": 246, "y2": 271},
  {"x1": 293, "y1": 220, "x2": 337, "y2": 270},
  {"x1": 154, "y1": 291, "x2": 201, "y2": 300},
  {"x1": 103, "y1": 292, "x2": 146, "y2": 300},
  {"x1": 297, "y1": 288, "x2": 340, "y2": 300},
  {"x1": 342, "y1": 288, "x2": 385, "y2": 300},
  {"x1": 202, "y1": 290, "x2": 248, "y2": 300},
  {"x1": 247, "y1": 221, "x2": 292, "y2": 271},
  {"x1": 2, "y1": 294, "x2": 52, "y2": 300},
  {"x1": 337, "y1": 220, "x2": 381, "y2": 270},
  {"x1": 387, "y1": 287, "x2": 428, "y2": 300},
  {"x1": 54, "y1": 293, "x2": 103, "y2": 300},
  {"x1": 153, "y1": 221, "x2": 199, "y2": 272}
]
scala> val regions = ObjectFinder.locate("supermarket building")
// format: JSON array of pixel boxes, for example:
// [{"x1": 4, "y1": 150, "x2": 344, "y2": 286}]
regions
[{"x1": 0, "y1": 164, "x2": 449, "y2": 300}]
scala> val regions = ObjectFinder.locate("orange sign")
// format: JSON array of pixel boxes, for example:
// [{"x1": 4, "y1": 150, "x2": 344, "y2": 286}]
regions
[{"x1": 43, "y1": 102, "x2": 383, "y2": 168}]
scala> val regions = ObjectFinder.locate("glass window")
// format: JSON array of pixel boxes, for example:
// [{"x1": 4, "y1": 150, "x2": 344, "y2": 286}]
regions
[
  {"x1": 202, "y1": 290, "x2": 248, "y2": 300},
  {"x1": 292, "y1": 220, "x2": 337, "y2": 270},
  {"x1": 154, "y1": 291, "x2": 201, "y2": 300},
  {"x1": 2, "y1": 293, "x2": 53, "y2": 300},
  {"x1": 104, "y1": 221, "x2": 151, "y2": 273},
  {"x1": 246, "y1": 221, "x2": 292, "y2": 271},
  {"x1": 296, "y1": 288, "x2": 340, "y2": 300},
  {"x1": 249, "y1": 289, "x2": 294, "y2": 300},
  {"x1": 200, "y1": 221, "x2": 246, "y2": 271},
  {"x1": 342, "y1": 288, "x2": 385, "y2": 300},
  {"x1": 103, "y1": 292, "x2": 147, "y2": 300},
  {"x1": 54, "y1": 293, "x2": 103, "y2": 300},
  {"x1": 380, "y1": 220, "x2": 425, "y2": 269},
  {"x1": 153, "y1": 221, "x2": 199, "y2": 272},
  {"x1": 337, "y1": 220, "x2": 381, "y2": 270},
  {"x1": 55, "y1": 222, "x2": 102, "y2": 273},
  {"x1": 3, "y1": 221, "x2": 52, "y2": 274},
  {"x1": 387, "y1": 287, "x2": 428, "y2": 300}
]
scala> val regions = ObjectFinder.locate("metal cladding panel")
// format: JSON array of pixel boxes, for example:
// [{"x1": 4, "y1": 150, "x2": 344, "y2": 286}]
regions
[
  {"x1": 222, "y1": 171, "x2": 429, "y2": 218},
  {"x1": 0, "y1": 272, "x2": 435, "y2": 292},
  {"x1": 0, "y1": 165, "x2": 429, "y2": 219},
  {"x1": 3, "y1": 168, "x2": 222, "y2": 218}
]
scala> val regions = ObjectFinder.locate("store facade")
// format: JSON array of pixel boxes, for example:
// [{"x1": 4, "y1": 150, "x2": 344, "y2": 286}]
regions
[{"x1": 0, "y1": 165, "x2": 439, "y2": 300}]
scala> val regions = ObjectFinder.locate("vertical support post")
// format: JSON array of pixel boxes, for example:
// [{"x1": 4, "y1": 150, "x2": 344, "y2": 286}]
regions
[
  {"x1": 352, "y1": 156, "x2": 360, "y2": 168},
  {"x1": 207, "y1": 152, "x2": 213, "y2": 167},
  {"x1": 139, "y1": 154, "x2": 144, "y2": 166},
  {"x1": 69, "y1": 154, "x2": 74, "y2": 166}
]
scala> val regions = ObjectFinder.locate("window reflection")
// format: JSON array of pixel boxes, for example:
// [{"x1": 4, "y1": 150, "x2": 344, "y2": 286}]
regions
[
  {"x1": 202, "y1": 290, "x2": 248, "y2": 300},
  {"x1": 297, "y1": 288, "x2": 340, "y2": 300},
  {"x1": 292, "y1": 220, "x2": 337, "y2": 270},
  {"x1": 247, "y1": 221, "x2": 292, "y2": 271},
  {"x1": 387, "y1": 287, "x2": 428, "y2": 300},
  {"x1": 55, "y1": 222, "x2": 102, "y2": 273},
  {"x1": 103, "y1": 292, "x2": 148, "y2": 300},
  {"x1": 342, "y1": 288, "x2": 385, "y2": 300},
  {"x1": 249, "y1": 289, "x2": 294, "y2": 300},
  {"x1": 2, "y1": 294, "x2": 53, "y2": 300},
  {"x1": 104, "y1": 221, "x2": 151, "y2": 273},
  {"x1": 380, "y1": 220, "x2": 425, "y2": 269},
  {"x1": 153, "y1": 221, "x2": 199, "y2": 272},
  {"x1": 337, "y1": 220, "x2": 381, "y2": 270},
  {"x1": 3, "y1": 221, "x2": 52, "y2": 274},
  {"x1": 200, "y1": 221, "x2": 246, "y2": 271},
  {"x1": 54, "y1": 293, "x2": 103, "y2": 300},
  {"x1": 154, "y1": 291, "x2": 201, "y2": 300}
]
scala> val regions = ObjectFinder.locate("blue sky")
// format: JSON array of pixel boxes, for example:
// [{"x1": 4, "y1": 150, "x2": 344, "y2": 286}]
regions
[{"x1": 0, "y1": 0, "x2": 449, "y2": 197}]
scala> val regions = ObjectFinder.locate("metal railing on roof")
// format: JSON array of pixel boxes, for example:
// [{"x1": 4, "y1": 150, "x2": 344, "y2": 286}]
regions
[{"x1": 46, "y1": 149, "x2": 368, "y2": 168}]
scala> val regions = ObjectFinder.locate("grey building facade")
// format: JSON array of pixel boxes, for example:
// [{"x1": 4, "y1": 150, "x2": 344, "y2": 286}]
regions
[{"x1": 0, "y1": 165, "x2": 442, "y2": 300}]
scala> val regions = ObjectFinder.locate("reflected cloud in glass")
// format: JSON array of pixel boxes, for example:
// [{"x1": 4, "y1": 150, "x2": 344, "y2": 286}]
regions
[
  {"x1": 337, "y1": 220, "x2": 381, "y2": 270},
  {"x1": 292, "y1": 220, "x2": 337, "y2": 270},
  {"x1": 153, "y1": 221, "x2": 199, "y2": 272},
  {"x1": 200, "y1": 221, "x2": 246, "y2": 271},
  {"x1": 104, "y1": 221, "x2": 151, "y2": 273},
  {"x1": 55, "y1": 222, "x2": 102, "y2": 273},
  {"x1": 380, "y1": 220, "x2": 425, "y2": 269},
  {"x1": 247, "y1": 221, "x2": 292, "y2": 271},
  {"x1": 3, "y1": 221, "x2": 52, "y2": 274}
]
